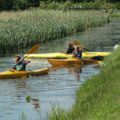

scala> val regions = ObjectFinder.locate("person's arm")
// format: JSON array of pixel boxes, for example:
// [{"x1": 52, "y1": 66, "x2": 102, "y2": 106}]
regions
[
  {"x1": 82, "y1": 47, "x2": 89, "y2": 51},
  {"x1": 9, "y1": 66, "x2": 16, "y2": 71},
  {"x1": 24, "y1": 60, "x2": 31, "y2": 65}
]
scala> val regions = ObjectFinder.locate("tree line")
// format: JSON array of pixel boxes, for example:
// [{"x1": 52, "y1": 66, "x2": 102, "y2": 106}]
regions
[{"x1": 0, "y1": 0, "x2": 120, "y2": 11}]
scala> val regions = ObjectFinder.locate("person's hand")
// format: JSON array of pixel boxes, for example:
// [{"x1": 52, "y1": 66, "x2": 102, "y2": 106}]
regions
[
  {"x1": 27, "y1": 60, "x2": 31, "y2": 64},
  {"x1": 9, "y1": 69, "x2": 14, "y2": 72},
  {"x1": 25, "y1": 60, "x2": 31, "y2": 64}
]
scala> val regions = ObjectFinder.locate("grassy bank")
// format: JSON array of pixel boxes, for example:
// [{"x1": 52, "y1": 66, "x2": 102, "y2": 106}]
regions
[
  {"x1": 0, "y1": 10, "x2": 109, "y2": 53},
  {"x1": 48, "y1": 47, "x2": 120, "y2": 120},
  {"x1": 110, "y1": 11, "x2": 120, "y2": 18}
]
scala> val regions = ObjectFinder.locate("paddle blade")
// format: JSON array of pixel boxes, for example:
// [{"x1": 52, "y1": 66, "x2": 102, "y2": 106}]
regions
[{"x1": 27, "y1": 43, "x2": 40, "y2": 54}]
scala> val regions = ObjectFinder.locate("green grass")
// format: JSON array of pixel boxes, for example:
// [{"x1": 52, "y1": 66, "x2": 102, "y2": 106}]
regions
[
  {"x1": 48, "y1": 47, "x2": 120, "y2": 120},
  {"x1": 0, "y1": 9, "x2": 109, "y2": 53},
  {"x1": 110, "y1": 11, "x2": 120, "y2": 18}
]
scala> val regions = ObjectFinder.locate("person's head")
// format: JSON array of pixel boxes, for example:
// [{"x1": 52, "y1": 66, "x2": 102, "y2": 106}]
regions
[
  {"x1": 76, "y1": 46, "x2": 80, "y2": 51},
  {"x1": 15, "y1": 56, "x2": 21, "y2": 63},
  {"x1": 68, "y1": 42, "x2": 74, "y2": 48}
]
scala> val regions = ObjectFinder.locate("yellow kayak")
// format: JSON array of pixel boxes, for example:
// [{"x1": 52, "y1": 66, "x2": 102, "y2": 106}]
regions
[
  {"x1": 0, "y1": 68, "x2": 49, "y2": 79},
  {"x1": 25, "y1": 52, "x2": 111, "y2": 59},
  {"x1": 25, "y1": 53, "x2": 72, "y2": 59},
  {"x1": 48, "y1": 58, "x2": 101, "y2": 66},
  {"x1": 47, "y1": 58, "x2": 83, "y2": 66},
  {"x1": 82, "y1": 52, "x2": 111, "y2": 59}
]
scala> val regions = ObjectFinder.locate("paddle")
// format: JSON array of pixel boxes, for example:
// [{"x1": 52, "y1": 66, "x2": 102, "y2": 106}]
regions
[
  {"x1": 24, "y1": 43, "x2": 40, "y2": 58},
  {"x1": 11, "y1": 43, "x2": 40, "y2": 70}
]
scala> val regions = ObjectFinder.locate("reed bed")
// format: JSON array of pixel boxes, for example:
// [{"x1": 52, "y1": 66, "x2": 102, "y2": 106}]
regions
[
  {"x1": 110, "y1": 11, "x2": 120, "y2": 18},
  {"x1": 0, "y1": 9, "x2": 109, "y2": 53},
  {"x1": 48, "y1": 48, "x2": 120, "y2": 120}
]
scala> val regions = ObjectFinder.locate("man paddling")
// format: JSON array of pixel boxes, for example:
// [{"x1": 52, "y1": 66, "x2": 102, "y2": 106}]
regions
[
  {"x1": 74, "y1": 46, "x2": 82, "y2": 59},
  {"x1": 12, "y1": 56, "x2": 31, "y2": 71}
]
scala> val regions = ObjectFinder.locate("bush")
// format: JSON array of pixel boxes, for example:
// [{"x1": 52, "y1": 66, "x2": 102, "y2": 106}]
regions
[
  {"x1": 100, "y1": 3, "x2": 117, "y2": 10},
  {"x1": 0, "y1": 0, "x2": 14, "y2": 10},
  {"x1": 40, "y1": 1, "x2": 47, "y2": 9},
  {"x1": 13, "y1": 0, "x2": 29, "y2": 10},
  {"x1": 61, "y1": 1, "x2": 73, "y2": 11},
  {"x1": 47, "y1": 1, "x2": 60, "y2": 10}
]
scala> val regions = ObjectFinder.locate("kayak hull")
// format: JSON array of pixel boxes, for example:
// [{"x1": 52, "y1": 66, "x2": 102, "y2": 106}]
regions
[
  {"x1": 0, "y1": 68, "x2": 49, "y2": 79},
  {"x1": 83, "y1": 59, "x2": 101, "y2": 65},
  {"x1": 47, "y1": 58, "x2": 83, "y2": 66},
  {"x1": 48, "y1": 58, "x2": 100, "y2": 66},
  {"x1": 25, "y1": 52, "x2": 111, "y2": 59}
]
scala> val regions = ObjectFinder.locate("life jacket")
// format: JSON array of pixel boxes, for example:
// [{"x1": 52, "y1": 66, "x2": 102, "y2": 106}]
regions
[{"x1": 15, "y1": 61, "x2": 26, "y2": 71}]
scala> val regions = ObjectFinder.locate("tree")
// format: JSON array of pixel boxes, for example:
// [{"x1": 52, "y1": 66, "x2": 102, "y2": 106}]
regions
[
  {"x1": 0, "y1": 0, "x2": 15, "y2": 10},
  {"x1": 27, "y1": 0, "x2": 40, "y2": 7}
]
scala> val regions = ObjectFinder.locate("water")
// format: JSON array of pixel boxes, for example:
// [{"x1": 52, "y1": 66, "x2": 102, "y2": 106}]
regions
[{"x1": 0, "y1": 20, "x2": 120, "y2": 120}]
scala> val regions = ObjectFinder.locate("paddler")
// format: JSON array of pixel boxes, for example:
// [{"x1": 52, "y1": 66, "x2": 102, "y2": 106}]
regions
[
  {"x1": 74, "y1": 46, "x2": 82, "y2": 59},
  {"x1": 12, "y1": 56, "x2": 31, "y2": 71},
  {"x1": 66, "y1": 42, "x2": 75, "y2": 54}
]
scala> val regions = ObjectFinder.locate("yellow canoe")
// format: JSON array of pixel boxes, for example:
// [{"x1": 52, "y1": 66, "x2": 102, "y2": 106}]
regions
[
  {"x1": 0, "y1": 68, "x2": 49, "y2": 79},
  {"x1": 25, "y1": 52, "x2": 111, "y2": 59}
]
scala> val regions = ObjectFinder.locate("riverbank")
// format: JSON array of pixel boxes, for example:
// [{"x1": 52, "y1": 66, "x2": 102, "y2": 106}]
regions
[
  {"x1": 0, "y1": 10, "x2": 109, "y2": 54},
  {"x1": 48, "y1": 47, "x2": 120, "y2": 120}
]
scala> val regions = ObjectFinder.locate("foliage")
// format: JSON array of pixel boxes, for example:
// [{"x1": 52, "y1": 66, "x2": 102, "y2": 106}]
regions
[
  {"x1": 0, "y1": 10, "x2": 109, "y2": 53},
  {"x1": 26, "y1": 95, "x2": 31, "y2": 102},
  {"x1": 0, "y1": 0, "x2": 120, "y2": 11},
  {"x1": 0, "y1": 0, "x2": 40, "y2": 10},
  {"x1": 13, "y1": 0, "x2": 29, "y2": 10}
]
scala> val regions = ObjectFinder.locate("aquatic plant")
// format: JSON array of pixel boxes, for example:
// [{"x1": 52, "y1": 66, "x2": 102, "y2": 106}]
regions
[{"x1": 0, "y1": 10, "x2": 109, "y2": 53}]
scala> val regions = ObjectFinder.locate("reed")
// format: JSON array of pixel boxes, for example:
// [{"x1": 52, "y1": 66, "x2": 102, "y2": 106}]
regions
[{"x1": 0, "y1": 9, "x2": 109, "y2": 53}]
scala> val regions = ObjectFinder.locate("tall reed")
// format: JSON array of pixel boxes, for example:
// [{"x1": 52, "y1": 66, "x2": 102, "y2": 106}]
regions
[{"x1": 0, "y1": 10, "x2": 109, "y2": 53}]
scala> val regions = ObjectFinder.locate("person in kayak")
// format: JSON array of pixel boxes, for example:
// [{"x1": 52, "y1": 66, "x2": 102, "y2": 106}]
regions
[
  {"x1": 74, "y1": 46, "x2": 82, "y2": 59},
  {"x1": 12, "y1": 56, "x2": 31, "y2": 71},
  {"x1": 66, "y1": 42, "x2": 75, "y2": 54}
]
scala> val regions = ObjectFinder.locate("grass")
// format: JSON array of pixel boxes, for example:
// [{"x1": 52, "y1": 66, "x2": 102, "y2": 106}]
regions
[
  {"x1": 0, "y1": 9, "x2": 109, "y2": 54},
  {"x1": 48, "y1": 47, "x2": 120, "y2": 120},
  {"x1": 110, "y1": 11, "x2": 120, "y2": 18}
]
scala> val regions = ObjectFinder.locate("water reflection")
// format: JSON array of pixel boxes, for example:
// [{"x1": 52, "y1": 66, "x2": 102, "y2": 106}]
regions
[
  {"x1": 67, "y1": 66, "x2": 82, "y2": 81},
  {"x1": 49, "y1": 64, "x2": 82, "y2": 81}
]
